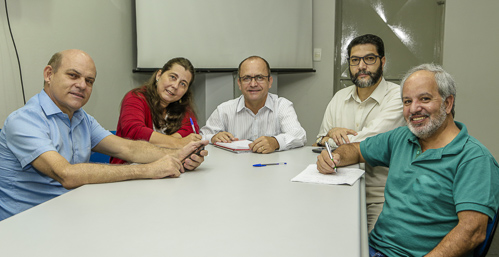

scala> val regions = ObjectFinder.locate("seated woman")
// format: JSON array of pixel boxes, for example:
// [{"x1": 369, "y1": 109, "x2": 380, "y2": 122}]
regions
[{"x1": 111, "y1": 57, "x2": 201, "y2": 164}]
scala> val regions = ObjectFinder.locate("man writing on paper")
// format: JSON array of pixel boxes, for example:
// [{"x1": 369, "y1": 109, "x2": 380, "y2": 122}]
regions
[
  {"x1": 317, "y1": 64, "x2": 499, "y2": 256},
  {"x1": 0, "y1": 49, "x2": 208, "y2": 221},
  {"x1": 314, "y1": 34, "x2": 405, "y2": 232},
  {"x1": 200, "y1": 56, "x2": 306, "y2": 154}
]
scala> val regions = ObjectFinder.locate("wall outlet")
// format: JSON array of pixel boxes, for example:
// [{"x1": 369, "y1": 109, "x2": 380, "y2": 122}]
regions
[{"x1": 313, "y1": 48, "x2": 322, "y2": 62}]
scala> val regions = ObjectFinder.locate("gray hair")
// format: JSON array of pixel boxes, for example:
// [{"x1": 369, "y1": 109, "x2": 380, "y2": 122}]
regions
[{"x1": 400, "y1": 63, "x2": 456, "y2": 117}]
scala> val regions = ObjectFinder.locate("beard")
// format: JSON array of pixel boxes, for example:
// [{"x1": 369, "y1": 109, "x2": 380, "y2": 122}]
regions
[
  {"x1": 407, "y1": 102, "x2": 447, "y2": 139},
  {"x1": 350, "y1": 64, "x2": 383, "y2": 88}
]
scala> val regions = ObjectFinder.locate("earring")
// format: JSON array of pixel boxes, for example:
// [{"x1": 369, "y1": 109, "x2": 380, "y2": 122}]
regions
[{"x1": 156, "y1": 79, "x2": 159, "y2": 82}]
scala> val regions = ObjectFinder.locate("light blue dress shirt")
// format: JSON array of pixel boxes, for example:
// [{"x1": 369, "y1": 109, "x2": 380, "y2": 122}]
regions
[{"x1": 0, "y1": 90, "x2": 111, "y2": 221}]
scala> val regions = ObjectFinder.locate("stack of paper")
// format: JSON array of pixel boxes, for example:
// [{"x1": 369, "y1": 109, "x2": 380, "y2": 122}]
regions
[
  {"x1": 291, "y1": 164, "x2": 364, "y2": 186},
  {"x1": 213, "y1": 140, "x2": 252, "y2": 153}
]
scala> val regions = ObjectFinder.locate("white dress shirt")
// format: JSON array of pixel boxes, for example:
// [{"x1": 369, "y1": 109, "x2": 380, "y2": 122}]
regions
[
  {"x1": 201, "y1": 93, "x2": 306, "y2": 151},
  {"x1": 316, "y1": 78, "x2": 406, "y2": 203},
  {"x1": 317, "y1": 78, "x2": 406, "y2": 148}
]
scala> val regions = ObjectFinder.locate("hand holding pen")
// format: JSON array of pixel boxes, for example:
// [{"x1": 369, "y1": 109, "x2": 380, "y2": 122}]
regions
[
  {"x1": 316, "y1": 142, "x2": 338, "y2": 174},
  {"x1": 184, "y1": 118, "x2": 202, "y2": 142},
  {"x1": 325, "y1": 142, "x2": 337, "y2": 173}
]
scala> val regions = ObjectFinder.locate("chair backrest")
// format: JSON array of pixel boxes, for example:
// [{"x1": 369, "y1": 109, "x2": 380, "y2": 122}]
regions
[
  {"x1": 89, "y1": 131, "x2": 116, "y2": 164},
  {"x1": 89, "y1": 151, "x2": 111, "y2": 163},
  {"x1": 474, "y1": 210, "x2": 499, "y2": 257}
]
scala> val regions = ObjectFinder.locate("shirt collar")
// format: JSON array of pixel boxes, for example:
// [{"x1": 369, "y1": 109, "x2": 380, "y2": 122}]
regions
[
  {"x1": 236, "y1": 93, "x2": 275, "y2": 113},
  {"x1": 445, "y1": 121, "x2": 468, "y2": 155},
  {"x1": 408, "y1": 121, "x2": 468, "y2": 158},
  {"x1": 345, "y1": 77, "x2": 388, "y2": 104},
  {"x1": 38, "y1": 89, "x2": 84, "y2": 121},
  {"x1": 368, "y1": 77, "x2": 388, "y2": 104},
  {"x1": 39, "y1": 90, "x2": 64, "y2": 116}
]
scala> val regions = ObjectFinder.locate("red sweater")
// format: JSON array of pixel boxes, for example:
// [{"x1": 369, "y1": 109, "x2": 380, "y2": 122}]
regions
[{"x1": 110, "y1": 89, "x2": 199, "y2": 164}]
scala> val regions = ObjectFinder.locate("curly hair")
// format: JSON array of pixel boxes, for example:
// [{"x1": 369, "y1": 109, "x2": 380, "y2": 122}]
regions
[{"x1": 131, "y1": 57, "x2": 196, "y2": 135}]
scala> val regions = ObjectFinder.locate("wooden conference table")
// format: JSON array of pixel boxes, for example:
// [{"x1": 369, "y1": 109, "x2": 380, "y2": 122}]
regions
[{"x1": 0, "y1": 145, "x2": 368, "y2": 256}]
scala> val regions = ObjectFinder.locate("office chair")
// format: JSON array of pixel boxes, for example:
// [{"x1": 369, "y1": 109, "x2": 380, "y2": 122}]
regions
[
  {"x1": 89, "y1": 151, "x2": 111, "y2": 163},
  {"x1": 89, "y1": 131, "x2": 116, "y2": 163},
  {"x1": 474, "y1": 210, "x2": 498, "y2": 257}
]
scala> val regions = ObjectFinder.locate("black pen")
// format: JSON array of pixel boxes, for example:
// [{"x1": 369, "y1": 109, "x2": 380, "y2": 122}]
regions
[{"x1": 324, "y1": 141, "x2": 337, "y2": 172}]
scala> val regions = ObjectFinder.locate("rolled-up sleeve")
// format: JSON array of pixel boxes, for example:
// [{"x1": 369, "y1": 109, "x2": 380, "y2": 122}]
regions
[{"x1": 273, "y1": 98, "x2": 307, "y2": 150}]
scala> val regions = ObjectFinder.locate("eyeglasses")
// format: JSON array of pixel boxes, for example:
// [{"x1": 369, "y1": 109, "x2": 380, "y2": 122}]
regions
[
  {"x1": 239, "y1": 75, "x2": 270, "y2": 84},
  {"x1": 347, "y1": 54, "x2": 382, "y2": 66}
]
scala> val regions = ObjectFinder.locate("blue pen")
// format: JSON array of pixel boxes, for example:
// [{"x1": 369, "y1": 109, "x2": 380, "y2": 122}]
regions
[
  {"x1": 253, "y1": 162, "x2": 287, "y2": 167},
  {"x1": 190, "y1": 117, "x2": 197, "y2": 134}
]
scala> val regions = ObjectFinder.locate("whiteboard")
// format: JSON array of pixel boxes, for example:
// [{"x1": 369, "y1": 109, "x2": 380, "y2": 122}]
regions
[{"x1": 135, "y1": 0, "x2": 313, "y2": 70}]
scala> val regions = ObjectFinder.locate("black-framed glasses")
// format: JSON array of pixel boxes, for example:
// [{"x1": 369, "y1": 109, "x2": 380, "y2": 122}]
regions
[
  {"x1": 239, "y1": 75, "x2": 270, "y2": 84},
  {"x1": 347, "y1": 54, "x2": 382, "y2": 66}
]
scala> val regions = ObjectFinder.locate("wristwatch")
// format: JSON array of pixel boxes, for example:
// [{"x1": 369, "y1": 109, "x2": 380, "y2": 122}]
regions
[{"x1": 316, "y1": 136, "x2": 325, "y2": 146}]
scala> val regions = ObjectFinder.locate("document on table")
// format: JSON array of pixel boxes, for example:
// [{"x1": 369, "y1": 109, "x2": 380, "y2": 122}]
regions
[
  {"x1": 291, "y1": 164, "x2": 364, "y2": 186},
  {"x1": 213, "y1": 139, "x2": 252, "y2": 153}
]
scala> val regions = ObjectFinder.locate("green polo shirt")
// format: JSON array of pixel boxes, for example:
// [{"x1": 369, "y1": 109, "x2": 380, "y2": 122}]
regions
[{"x1": 361, "y1": 121, "x2": 499, "y2": 257}]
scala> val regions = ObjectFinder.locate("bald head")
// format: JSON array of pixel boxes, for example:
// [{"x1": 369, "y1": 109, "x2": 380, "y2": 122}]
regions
[
  {"x1": 46, "y1": 49, "x2": 96, "y2": 79},
  {"x1": 237, "y1": 56, "x2": 270, "y2": 78},
  {"x1": 42, "y1": 49, "x2": 97, "y2": 119}
]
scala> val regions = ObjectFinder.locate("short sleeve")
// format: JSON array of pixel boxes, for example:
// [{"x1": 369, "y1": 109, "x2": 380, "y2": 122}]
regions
[
  {"x1": 360, "y1": 130, "x2": 394, "y2": 168},
  {"x1": 454, "y1": 155, "x2": 499, "y2": 219},
  {"x1": 87, "y1": 113, "x2": 113, "y2": 149},
  {"x1": 5, "y1": 109, "x2": 58, "y2": 167}
]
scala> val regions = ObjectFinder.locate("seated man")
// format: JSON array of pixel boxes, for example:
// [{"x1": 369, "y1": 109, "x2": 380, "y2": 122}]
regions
[
  {"x1": 200, "y1": 56, "x2": 306, "y2": 154},
  {"x1": 317, "y1": 63, "x2": 499, "y2": 256},
  {"x1": 0, "y1": 49, "x2": 208, "y2": 221},
  {"x1": 315, "y1": 34, "x2": 405, "y2": 233}
]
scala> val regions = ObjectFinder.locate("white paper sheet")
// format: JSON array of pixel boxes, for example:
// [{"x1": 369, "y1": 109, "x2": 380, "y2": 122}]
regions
[{"x1": 291, "y1": 164, "x2": 364, "y2": 186}]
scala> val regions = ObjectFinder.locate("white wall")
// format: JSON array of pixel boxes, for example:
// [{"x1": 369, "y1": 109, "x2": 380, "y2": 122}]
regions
[
  {"x1": 279, "y1": 0, "x2": 336, "y2": 145},
  {"x1": 0, "y1": 0, "x2": 140, "y2": 130},
  {"x1": 0, "y1": 2, "x2": 25, "y2": 124},
  {"x1": 1, "y1": 0, "x2": 497, "y2": 160},
  {"x1": 442, "y1": 0, "x2": 499, "y2": 159}
]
